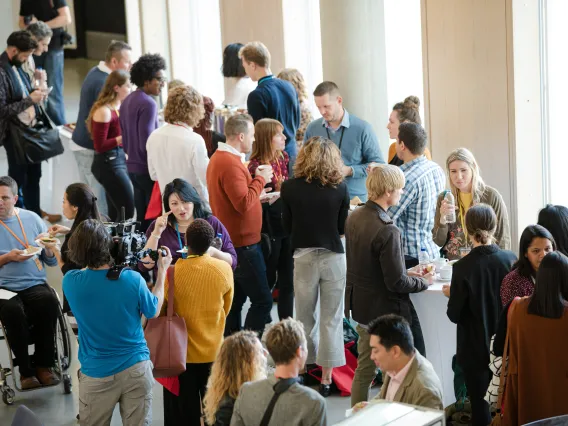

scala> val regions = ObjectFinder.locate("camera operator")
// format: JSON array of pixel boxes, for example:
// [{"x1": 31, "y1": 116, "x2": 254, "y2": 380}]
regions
[
  {"x1": 62, "y1": 219, "x2": 172, "y2": 426},
  {"x1": 19, "y1": 0, "x2": 72, "y2": 126}
]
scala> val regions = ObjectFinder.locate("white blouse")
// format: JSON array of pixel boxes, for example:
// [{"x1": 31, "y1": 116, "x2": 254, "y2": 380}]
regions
[{"x1": 223, "y1": 77, "x2": 257, "y2": 108}]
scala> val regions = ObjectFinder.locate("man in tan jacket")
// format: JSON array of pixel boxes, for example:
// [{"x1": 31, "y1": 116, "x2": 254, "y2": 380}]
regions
[{"x1": 353, "y1": 314, "x2": 443, "y2": 412}]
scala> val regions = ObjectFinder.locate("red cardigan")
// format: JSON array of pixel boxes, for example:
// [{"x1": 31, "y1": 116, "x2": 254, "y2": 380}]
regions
[
  {"x1": 206, "y1": 150, "x2": 265, "y2": 248},
  {"x1": 91, "y1": 109, "x2": 121, "y2": 153}
]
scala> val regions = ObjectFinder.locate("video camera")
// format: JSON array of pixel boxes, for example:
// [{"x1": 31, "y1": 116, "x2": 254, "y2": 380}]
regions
[{"x1": 103, "y1": 208, "x2": 165, "y2": 280}]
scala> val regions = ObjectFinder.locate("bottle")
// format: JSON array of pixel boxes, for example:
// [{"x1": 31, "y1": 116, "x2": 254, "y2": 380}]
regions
[
  {"x1": 211, "y1": 233, "x2": 223, "y2": 250},
  {"x1": 418, "y1": 247, "x2": 429, "y2": 265},
  {"x1": 444, "y1": 191, "x2": 457, "y2": 224}
]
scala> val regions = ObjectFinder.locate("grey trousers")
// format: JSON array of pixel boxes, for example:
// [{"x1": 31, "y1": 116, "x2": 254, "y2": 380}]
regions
[
  {"x1": 294, "y1": 250, "x2": 346, "y2": 368},
  {"x1": 351, "y1": 325, "x2": 378, "y2": 406},
  {"x1": 79, "y1": 360, "x2": 154, "y2": 426}
]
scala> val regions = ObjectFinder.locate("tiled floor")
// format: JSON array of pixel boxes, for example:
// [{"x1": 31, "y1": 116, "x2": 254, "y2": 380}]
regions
[{"x1": 0, "y1": 59, "x2": 372, "y2": 425}]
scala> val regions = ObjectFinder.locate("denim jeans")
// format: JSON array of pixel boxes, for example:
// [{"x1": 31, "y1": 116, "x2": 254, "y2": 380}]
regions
[
  {"x1": 33, "y1": 48, "x2": 65, "y2": 125},
  {"x1": 3, "y1": 140, "x2": 42, "y2": 216},
  {"x1": 73, "y1": 149, "x2": 108, "y2": 217},
  {"x1": 92, "y1": 148, "x2": 135, "y2": 222},
  {"x1": 128, "y1": 172, "x2": 154, "y2": 232},
  {"x1": 284, "y1": 141, "x2": 297, "y2": 178},
  {"x1": 225, "y1": 243, "x2": 273, "y2": 336}
]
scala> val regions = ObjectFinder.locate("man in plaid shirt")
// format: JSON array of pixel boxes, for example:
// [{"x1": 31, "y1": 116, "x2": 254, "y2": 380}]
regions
[{"x1": 388, "y1": 122, "x2": 445, "y2": 261}]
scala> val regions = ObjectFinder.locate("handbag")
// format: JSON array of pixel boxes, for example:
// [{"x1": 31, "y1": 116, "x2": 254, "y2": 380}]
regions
[
  {"x1": 260, "y1": 204, "x2": 275, "y2": 263},
  {"x1": 145, "y1": 181, "x2": 162, "y2": 220},
  {"x1": 8, "y1": 105, "x2": 64, "y2": 165},
  {"x1": 144, "y1": 266, "x2": 188, "y2": 378}
]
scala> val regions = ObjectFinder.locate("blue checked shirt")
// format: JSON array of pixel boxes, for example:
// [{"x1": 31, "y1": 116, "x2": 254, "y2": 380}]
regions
[{"x1": 388, "y1": 156, "x2": 446, "y2": 260}]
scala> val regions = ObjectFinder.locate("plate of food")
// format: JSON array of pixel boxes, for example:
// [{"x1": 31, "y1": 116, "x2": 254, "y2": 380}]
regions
[{"x1": 22, "y1": 246, "x2": 42, "y2": 257}]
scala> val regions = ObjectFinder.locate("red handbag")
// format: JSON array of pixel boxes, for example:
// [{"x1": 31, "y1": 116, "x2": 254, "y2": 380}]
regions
[
  {"x1": 145, "y1": 181, "x2": 162, "y2": 220},
  {"x1": 144, "y1": 267, "x2": 187, "y2": 378}
]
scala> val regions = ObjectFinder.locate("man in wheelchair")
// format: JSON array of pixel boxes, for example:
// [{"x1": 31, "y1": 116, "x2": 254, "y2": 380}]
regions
[{"x1": 0, "y1": 177, "x2": 60, "y2": 390}]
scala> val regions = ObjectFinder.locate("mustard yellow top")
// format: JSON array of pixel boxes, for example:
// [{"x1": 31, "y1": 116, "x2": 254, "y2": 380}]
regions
[
  {"x1": 459, "y1": 191, "x2": 473, "y2": 239},
  {"x1": 164, "y1": 254, "x2": 234, "y2": 363}
]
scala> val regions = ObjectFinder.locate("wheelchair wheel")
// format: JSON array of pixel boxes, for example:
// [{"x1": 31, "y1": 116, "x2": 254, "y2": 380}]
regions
[
  {"x1": 63, "y1": 374, "x2": 72, "y2": 394},
  {"x1": 56, "y1": 307, "x2": 72, "y2": 372},
  {"x1": 2, "y1": 387, "x2": 15, "y2": 405}
]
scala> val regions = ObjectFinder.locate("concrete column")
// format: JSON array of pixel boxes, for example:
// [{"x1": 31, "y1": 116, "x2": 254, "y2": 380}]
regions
[{"x1": 319, "y1": 0, "x2": 391, "y2": 156}]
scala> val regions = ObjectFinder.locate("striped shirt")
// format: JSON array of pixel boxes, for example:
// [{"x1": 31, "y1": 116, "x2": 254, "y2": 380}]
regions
[{"x1": 389, "y1": 156, "x2": 446, "y2": 260}]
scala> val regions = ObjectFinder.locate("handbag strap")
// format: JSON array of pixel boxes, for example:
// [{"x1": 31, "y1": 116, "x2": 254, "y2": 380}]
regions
[
  {"x1": 262, "y1": 203, "x2": 275, "y2": 238},
  {"x1": 259, "y1": 378, "x2": 298, "y2": 426},
  {"x1": 495, "y1": 297, "x2": 519, "y2": 413},
  {"x1": 166, "y1": 266, "x2": 175, "y2": 318}
]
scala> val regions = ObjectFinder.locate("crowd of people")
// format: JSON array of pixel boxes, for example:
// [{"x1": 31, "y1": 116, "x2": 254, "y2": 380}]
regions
[{"x1": 0, "y1": 19, "x2": 567, "y2": 426}]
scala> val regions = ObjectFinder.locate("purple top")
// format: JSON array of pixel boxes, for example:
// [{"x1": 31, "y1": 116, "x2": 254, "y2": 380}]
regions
[
  {"x1": 119, "y1": 89, "x2": 159, "y2": 174},
  {"x1": 141, "y1": 215, "x2": 237, "y2": 271}
]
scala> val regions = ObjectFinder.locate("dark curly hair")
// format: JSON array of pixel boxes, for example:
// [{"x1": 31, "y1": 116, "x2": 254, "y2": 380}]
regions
[
  {"x1": 67, "y1": 219, "x2": 113, "y2": 268},
  {"x1": 186, "y1": 219, "x2": 214, "y2": 256},
  {"x1": 129, "y1": 53, "x2": 166, "y2": 88}
]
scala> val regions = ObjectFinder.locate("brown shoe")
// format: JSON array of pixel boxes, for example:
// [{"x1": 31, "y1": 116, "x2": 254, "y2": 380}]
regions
[
  {"x1": 37, "y1": 368, "x2": 60, "y2": 386},
  {"x1": 40, "y1": 210, "x2": 62, "y2": 224},
  {"x1": 21, "y1": 376, "x2": 42, "y2": 390}
]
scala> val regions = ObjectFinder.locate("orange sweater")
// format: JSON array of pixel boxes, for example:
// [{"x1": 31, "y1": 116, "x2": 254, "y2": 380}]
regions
[
  {"x1": 206, "y1": 150, "x2": 265, "y2": 247},
  {"x1": 164, "y1": 255, "x2": 234, "y2": 363}
]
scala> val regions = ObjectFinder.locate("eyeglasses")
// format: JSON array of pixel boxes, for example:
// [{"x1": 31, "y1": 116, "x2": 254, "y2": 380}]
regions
[{"x1": 153, "y1": 76, "x2": 167, "y2": 83}]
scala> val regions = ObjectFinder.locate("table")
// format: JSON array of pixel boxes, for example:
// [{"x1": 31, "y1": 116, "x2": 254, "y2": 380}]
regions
[{"x1": 410, "y1": 281, "x2": 456, "y2": 408}]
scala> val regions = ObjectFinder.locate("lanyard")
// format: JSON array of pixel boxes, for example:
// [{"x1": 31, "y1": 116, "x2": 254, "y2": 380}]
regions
[
  {"x1": 325, "y1": 126, "x2": 346, "y2": 150},
  {"x1": 112, "y1": 105, "x2": 120, "y2": 117},
  {"x1": 175, "y1": 223, "x2": 187, "y2": 259},
  {"x1": 0, "y1": 210, "x2": 30, "y2": 249}
]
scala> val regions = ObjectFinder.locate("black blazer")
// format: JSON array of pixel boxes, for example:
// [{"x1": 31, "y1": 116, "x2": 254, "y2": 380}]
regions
[
  {"x1": 447, "y1": 244, "x2": 517, "y2": 369},
  {"x1": 345, "y1": 201, "x2": 427, "y2": 325},
  {"x1": 281, "y1": 178, "x2": 350, "y2": 254}
]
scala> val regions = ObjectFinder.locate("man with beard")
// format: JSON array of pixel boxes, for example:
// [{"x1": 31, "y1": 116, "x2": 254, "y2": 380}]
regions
[{"x1": 0, "y1": 31, "x2": 46, "y2": 217}]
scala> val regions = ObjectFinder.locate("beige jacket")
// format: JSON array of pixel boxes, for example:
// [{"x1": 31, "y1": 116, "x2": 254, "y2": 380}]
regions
[
  {"x1": 374, "y1": 352, "x2": 444, "y2": 410},
  {"x1": 432, "y1": 185, "x2": 511, "y2": 260}
]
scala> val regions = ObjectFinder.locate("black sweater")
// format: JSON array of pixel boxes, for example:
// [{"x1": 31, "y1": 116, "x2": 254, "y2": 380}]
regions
[
  {"x1": 447, "y1": 244, "x2": 517, "y2": 369},
  {"x1": 281, "y1": 178, "x2": 350, "y2": 254}
]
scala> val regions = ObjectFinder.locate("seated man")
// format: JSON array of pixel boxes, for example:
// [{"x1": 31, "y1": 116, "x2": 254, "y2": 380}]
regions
[
  {"x1": 0, "y1": 176, "x2": 59, "y2": 389},
  {"x1": 231, "y1": 318, "x2": 327, "y2": 426},
  {"x1": 354, "y1": 314, "x2": 443, "y2": 412}
]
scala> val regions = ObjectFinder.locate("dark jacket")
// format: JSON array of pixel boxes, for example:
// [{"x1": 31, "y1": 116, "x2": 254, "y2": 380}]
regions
[
  {"x1": 345, "y1": 201, "x2": 427, "y2": 325},
  {"x1": 0, "y1": 52, "x2": 35, "y2": 146},
  {"x1": 447, "y1": 244, "x2": 516, "y2": 369},
  {"x1": 213, "y1": 395, "x2": 235, "y2": 426},
  {"x1": 281, "y1": 178, "x2": 350, "y2": 254}
]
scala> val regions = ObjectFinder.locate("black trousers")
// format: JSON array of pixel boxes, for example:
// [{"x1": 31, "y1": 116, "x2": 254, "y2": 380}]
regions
[
  {"x1": 128, "y1": 171, "x2": 154, "y2": 232},
  {"x1": 462, "y1": 366, "x2": 492, "y2": 426},
  {"x1": 409, "y1": 302, "x2": 426, "y2": 357},
  {"x1": 4, "y1": 140, "x2": 42, "y2": 216},
  {"x1": 163, "y1": 363, "x2": 212, "y2": 426},
  {"x1": 266, "y1": 236, "x2": 294, "y2": 320},
  {"x1": 92, "y1": 148, "x2": 135, "y2": 222},
  {"x1": 0, "y1": 284, "x2": 58, "y2": 377}
]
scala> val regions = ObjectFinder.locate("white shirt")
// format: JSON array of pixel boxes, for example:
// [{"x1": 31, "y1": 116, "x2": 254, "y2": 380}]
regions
[
  {"x1": 146, "y1": 123, "x2": 210, "y2": 209},
  {"x1": 216, "y1": 142, "x2": 246, "y2": 163},
  {"x1": 223, "y1": 77, "x2": 257, "y2": 108}
]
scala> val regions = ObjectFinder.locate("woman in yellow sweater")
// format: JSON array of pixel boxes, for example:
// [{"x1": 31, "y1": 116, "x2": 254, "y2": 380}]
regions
[{"x1": 162, "y1": 219, "x2": 234, "y2": 426}]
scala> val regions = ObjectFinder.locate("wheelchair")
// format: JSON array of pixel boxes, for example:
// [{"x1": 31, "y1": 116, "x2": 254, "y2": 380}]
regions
[{"x1": 0, "y1": 286, "x2": 73, "y2": 405}]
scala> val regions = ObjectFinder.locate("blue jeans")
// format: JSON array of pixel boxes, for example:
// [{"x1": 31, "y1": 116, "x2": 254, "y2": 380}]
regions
[
  {"x1": 225, "y1": 243, "x2": 273, "y2": 336},
  {"x1": 284, "y1": 141, "x2": 297, "y2": 177},
  {"x1": 34, "y1": 48, "x2": 65, "y2": 125}
]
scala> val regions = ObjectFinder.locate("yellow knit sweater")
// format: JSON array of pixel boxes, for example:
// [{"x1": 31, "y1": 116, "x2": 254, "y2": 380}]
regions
[{"x1": 163, "y1": 254, "x2": 234, "y2": 363}]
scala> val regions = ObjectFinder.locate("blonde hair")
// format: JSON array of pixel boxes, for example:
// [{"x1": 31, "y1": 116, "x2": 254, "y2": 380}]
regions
[
  {"x1": 203, "y1": 331, "x2": 266, "y2": 425},
  {"x1": 239, "y1": 41, "x2": 271, "y2": 68},
  {"x1": 294, "y1": 137, "x2": 344, "y2": 187},
  {"x1": 446, "y1": 148, "x2": 486, "y2": 207},
  {"x1": 265, "y1": 318, "x2": 307, "y2": 365},
  {"x1": 367, "y1": 164, "x2": 405, "y2": 200},
  {"x1": 167, "y1": 79, "x2": 186, "y2": 91},
  {"x1": 250, "y1": 119, "x2": 283, "y2": 164},
  {"x1": 277, "y1": 68, "x2": 308, "y2": 102},
  {"x1": 86, "y1": 70, "x2": 129, "y2": 134},
  {"x1": 164, "y1": 85, "x2": 204, "y2": 127}
]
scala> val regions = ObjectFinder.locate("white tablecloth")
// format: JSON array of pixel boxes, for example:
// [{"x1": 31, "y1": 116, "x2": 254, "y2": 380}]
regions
[{"x1": 410, "y1": 281, "x2": 456, "y2": 408}]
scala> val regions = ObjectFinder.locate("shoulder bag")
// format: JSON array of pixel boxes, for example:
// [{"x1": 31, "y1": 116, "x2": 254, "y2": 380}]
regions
[
  {"x1": 259, "y1": 378, "x2": 298, "y2": 426},
  {"x1": 144, "y1": 266, "x2": 188, "y2": 378}
]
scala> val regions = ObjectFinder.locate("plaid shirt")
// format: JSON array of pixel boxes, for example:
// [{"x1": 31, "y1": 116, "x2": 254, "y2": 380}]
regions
[{"x1": 388, "y1": 156, "x2": 446, "y2": 260}]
